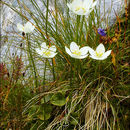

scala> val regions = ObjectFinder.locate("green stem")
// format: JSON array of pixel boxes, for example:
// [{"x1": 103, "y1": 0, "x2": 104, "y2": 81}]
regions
[
  {"x1": 74, "y1": 59, "x2": 80, "y2": 87},
  {"x1": 77, "y1": 60, "x2": 81, "y2": 85},
  {"x1": 43, "y1": 59, "x2": 47, "y2": 121},
  {"x1": 79, "y1": 16, "x2": 85, "y2": 43},
  {"x1": 26, "y1": 34, "x2": 38, "y2": 89},
  {"x1": 43, "y1": 59, "x2": 47, "y2": 85},
  {"x1": 95, "y1": 61, "x2": 101, "y2": 78},
  {"x1": 70, "y1": 63, "x2": 73, "y2": 87},
  {"x1": 76, "y1": 15, "x2": 81, "y2": 43},
  {"x1": 52, "y1": 59, "x2": 55, "y2": 82}
]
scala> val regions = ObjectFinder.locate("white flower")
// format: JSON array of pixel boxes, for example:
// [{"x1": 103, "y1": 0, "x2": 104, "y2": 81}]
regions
[
  {"x1": 36, "y1": 42, "x2": 57, "y2": 58},
  {"x1": 67, "y1": 0, "x2": 97, "y2": 15},
  {"x1": 17, "y1": 21, "x2": 35, "y2": 33},
  {"x1": 65, "y1": 42, "x2": 89, "y2": 59},
  {"x1": 89, "y1": 44, "x2": 112, "y2": 60}
]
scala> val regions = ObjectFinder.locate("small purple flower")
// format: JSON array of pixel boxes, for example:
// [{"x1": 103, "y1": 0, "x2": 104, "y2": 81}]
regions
[{"x1": 98, "y1": 28, "x2": 106, "y2": 36}]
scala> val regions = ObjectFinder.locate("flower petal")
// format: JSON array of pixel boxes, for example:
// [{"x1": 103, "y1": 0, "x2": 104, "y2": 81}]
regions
[
  {"x1": 70, "y1": 42, "x2": 79, "y2": 52},
  {"x1": 102, "y1": 50, "x2": 112, "y2": 59},
  {"x1": 24, "y1": 21, "x2": 35, "y2": 33},
  {"x1": 96, "y1": 44, "x2": 105, "y2": 53},
  {"x1": 49, "y1": 45, "x2": 56, "y2": 52},
  {"x1": 43, "y1": 52, "x2": 57, "y2": 58},
  {"x1": 71, "y1": 54, "x2": 88, "y2": 59},
  {"x1": 69, "y1": 0, "x2": 82, "y2": 9},
  {"x1": 90, "y1": 55, "x2": 102, "y2": 60},
  {"x1": 98, "y1": 28, "x2": 106, "y2": 36},
  {"x1": 83, "y1": 0, "x2": 92, "y2": 8},
  {"x1": 41, "y1": 42, "x2": 48, "y2": 50},
  {"x1": 74, "y1": 9, "x2": 86, "y2": 15},
  {"x1": 36, "y1": 48, "x2": 43, "y2": 55},
  {"x1": 90, "y1": 50, "x2": 111, "y2": 60},
  {"x1": 80, "y1": 46, "x2": 89, "y2": 55},
  {"x1": 17, "y1": 23, "x2": 24, "y2": 32},
  {"x1": 65, "y1": 46, "x2": 72, "y2": 56},
  {"x1": 48, "y1": 52, "x2": 57, "y2": 58},
  {"x1": 88, "y1": 47, "x2": 96, "y2": 56}
]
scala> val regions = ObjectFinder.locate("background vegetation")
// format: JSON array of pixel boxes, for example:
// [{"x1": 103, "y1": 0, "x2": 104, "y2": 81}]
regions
[{"x1": 0, "y1": 0, "x2": 130, "y2": 129}]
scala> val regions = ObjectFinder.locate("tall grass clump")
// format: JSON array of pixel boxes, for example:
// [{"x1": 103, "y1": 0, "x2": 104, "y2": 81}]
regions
[{"x1": 0, "y1": 0, "x2": 130, "y2": 129}]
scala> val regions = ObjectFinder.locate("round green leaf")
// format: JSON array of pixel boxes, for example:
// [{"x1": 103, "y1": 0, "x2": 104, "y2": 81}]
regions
[
  {"x1": 37, "y1": 112, "x2": 50, "y2": 120},
  {"x1": 37, "y1": 104, "x2": 52, "y2": 120},
  {"x1": 50, "y1": 93, "x2": 66, "y2": 106}
]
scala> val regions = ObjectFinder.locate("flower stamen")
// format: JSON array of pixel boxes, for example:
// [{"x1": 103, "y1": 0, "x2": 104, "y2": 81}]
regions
[
  {"x1": 75, "y1": 7, "x2": 86, "y2": 13},
  {"x1": 43, "y1": 50, "x2": 51, "y2": 56},
  {"x1": 96, "y1": 51, "x2": 103, "y2": 57},
  {"x1": 72, "y1": 50, "x2": 81, "y2": 56}
]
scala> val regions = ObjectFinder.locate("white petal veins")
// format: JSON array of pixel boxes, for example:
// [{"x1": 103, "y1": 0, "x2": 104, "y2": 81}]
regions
[
  {"x1": 70, "y1": 42, "x2": 79, "y2": 52},
  {"x1": 96, "y1": 44, "x2": 105, "y2": 53}
]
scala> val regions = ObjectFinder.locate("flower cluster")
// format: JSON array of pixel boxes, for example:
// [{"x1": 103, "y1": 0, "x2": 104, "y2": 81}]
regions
[
  {"x1": 65, "y1": 42, "x2": 111, "y2": 60},
  {"x1": 35, "y1": 42, "x2": 111, "y2": 60},
  {"x1": 17, "y1": 1, "x2": 112, "y2": 60}
]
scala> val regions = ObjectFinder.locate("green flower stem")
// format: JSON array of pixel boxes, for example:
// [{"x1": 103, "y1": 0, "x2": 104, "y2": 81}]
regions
[
  {"x1": 77, "y1": 60, "x2": 81, "y2": 85},
  {"x1": 70, "y1": 63, "x2": 73, "y2": 87},
  {"x1": 43, "y1": 59, "x2": 47, "y2": 121},
  {"x1": 26, "y1": 34, "x2": 38, "y2": 89},
  {"x1": 95, "y1": 61, "x2": 101, "y2": 78},
  {"x1": 76, "y1": 15, "x2": 81, "y2": 43},
  {"x1": 79, "y1": 16, "x2": 85, "y2": 43},
  {"x1": 43, "y1": 59, "x2": 47, "y2": 86},
  {"x1": 74, "y1": 59, "x2": 80, "y2": 86},
  {"x1": 52, "y1": 58, "x2": 55, "y2": 82}
]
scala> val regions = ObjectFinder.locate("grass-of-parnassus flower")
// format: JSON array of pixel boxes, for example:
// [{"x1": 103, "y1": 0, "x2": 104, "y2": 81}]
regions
[
  {"x1": 65, "y1": 42, "x2": 89, "y2": 59},
  {"x1": 89, "y1": 43, "x2": 112, "y2": 60},
  {"x1": 36, "y1": 42, "x2": 57, "y2": 58},
  {"x1": 67, "y1": 0, "x2": 97, "y2": 15},
  {"x1": 17, "y1": 21, "x2": 35, "y2": 33}
]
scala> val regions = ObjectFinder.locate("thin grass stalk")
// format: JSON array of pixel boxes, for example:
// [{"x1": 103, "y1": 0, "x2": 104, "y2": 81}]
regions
[
  {"x1": 124, "y1": 0, "x2": 128, "y2": 44},
  {"x1": 26, "y1": 34, "x2": 38, "y2": 90},
  {"x1": 55, "y1": 0, "x2": 58, "y2": 37},
  {"x1": 46, "y1": 0, "x2": 49, "y2": 40},
  {"x1": 70, "y1": 64, "x2": 73, "y2": 87},
  {"x1": 66, "y1": 0, "x2": 71, "y2": 42}
]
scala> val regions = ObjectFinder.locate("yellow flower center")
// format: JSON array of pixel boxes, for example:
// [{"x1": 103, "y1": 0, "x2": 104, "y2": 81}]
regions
[
  {"x1": 96, "y1": 50, "x2": 103, "y2": 57},
  {"x1": 43, "y1": 50, "x2": 51, "y2": 56},
  {"x1": 75, "y1": 6, "x2": 86, "y2": 13},
  {"x1": 72, "y1": 50, "x2": 81, "y2": 56}
]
